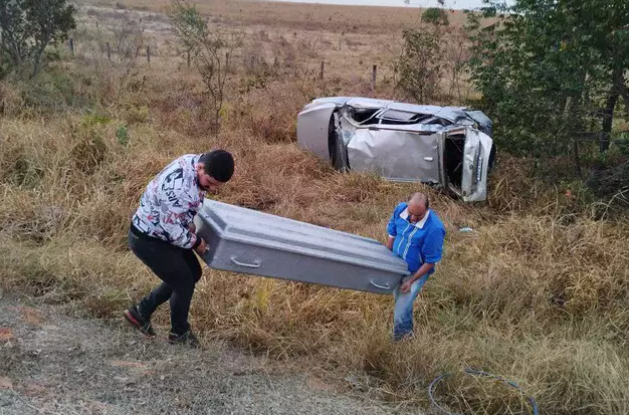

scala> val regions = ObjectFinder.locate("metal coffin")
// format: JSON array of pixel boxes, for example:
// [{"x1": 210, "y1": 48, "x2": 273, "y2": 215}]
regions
[{"x1": 193, "y1": 200, "x2": 410, "y2": 294}]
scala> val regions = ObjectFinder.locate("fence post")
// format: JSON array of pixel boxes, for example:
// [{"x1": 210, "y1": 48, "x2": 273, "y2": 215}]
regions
[
  {"x1": 146, "y1": 46, "x2": 151, "y2": 64},
  {"x1": 106, "y1": 42, "x2": 111, "y2": 61},
  {"x1": 69, "y1": 38, "x2": 74, "y2": 57},
  {"x1": 372, "y1": 64, "x2": 377, "y2": 90},
  {"x1": 320, "y1": 61, "x2": 324, "y2": 80},
  {"x1": 187, "y1": 49, "x2": 191, "y2": 68}
]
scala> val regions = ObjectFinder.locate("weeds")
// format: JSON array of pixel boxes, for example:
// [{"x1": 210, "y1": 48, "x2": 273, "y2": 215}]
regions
[{"x1": 0, "y1": 2, "x2": 627, "y2": 414}]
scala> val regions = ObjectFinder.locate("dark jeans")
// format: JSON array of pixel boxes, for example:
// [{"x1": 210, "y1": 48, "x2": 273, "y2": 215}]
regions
[{"x1": 128, "y1": 226, "x2": 202, "y2": 335}]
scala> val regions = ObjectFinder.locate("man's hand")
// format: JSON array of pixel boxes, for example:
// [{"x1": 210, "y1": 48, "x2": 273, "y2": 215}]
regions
[
  {"x1": 400, "y1": 264, "x2": 434, "y2": 294},
  {"x1": 188, "y1": 223, "x2": 196, "y2": 233},
  {"x1": 194, "y1": 238, "x2": 209, "y2": 255},
  {"x1": 400, "y1": 279, "x2": 413, "y2": 293}
]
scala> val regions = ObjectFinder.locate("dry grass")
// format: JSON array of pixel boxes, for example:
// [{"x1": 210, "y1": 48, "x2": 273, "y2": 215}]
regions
[
  {"x1": 72, "y1": 0, "x2": 474, "y2": 98},
  {"x1": 1, "y1": 2, "x2": 628, "y2": 414},
  {"x1": 82, "y1": 0, "x2": 472, "y2": 34}
]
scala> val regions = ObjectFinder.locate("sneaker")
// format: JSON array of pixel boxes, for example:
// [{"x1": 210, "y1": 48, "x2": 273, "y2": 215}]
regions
[
  {"x1": 168, "y1": 330, "x2": 201, "y2": 348},
  {"x1": 123, "y1": 306, "x2": 156, "y2": 337}
]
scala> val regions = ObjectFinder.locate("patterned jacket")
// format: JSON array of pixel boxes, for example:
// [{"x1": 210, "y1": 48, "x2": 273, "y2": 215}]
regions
[{"x1": 132, "y1": 154, "x2": 204, "y2": 249}]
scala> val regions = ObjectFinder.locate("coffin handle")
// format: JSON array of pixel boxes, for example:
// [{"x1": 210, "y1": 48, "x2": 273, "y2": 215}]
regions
[
  {"x1": 369, "y1": 280, "x2": 391, "y2": 290},
  {"x1": 230, "y1": 256, "x2": 261, "y2": 268}
]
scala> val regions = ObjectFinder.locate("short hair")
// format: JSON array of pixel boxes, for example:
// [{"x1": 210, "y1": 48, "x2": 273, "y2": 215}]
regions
[
  {"x1": 409, "y1": 192, "x2": 429, "y2": 210},
  {"x1": 199, "y1": 150, "x2": 234, "y2": 183}
]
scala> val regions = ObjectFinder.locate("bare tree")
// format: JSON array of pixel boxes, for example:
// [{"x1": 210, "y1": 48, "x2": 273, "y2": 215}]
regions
[
  {"x1": 110, "y1": 13, "x2": 146, "y2": 65},
  {"x1": 167, "y1": 0, "x2": 241, "y2": 133},
  {"x1": 442, "y1": 27, "x2": 472, "y2": 103}
]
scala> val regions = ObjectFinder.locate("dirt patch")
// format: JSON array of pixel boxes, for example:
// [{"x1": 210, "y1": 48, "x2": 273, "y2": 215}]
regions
[
  {"x1": 0, "y1": 295, "x2": 417, "y2": 415},
  {"x1": 0, "y1": 328, "x2": 14, "y2": 342}
]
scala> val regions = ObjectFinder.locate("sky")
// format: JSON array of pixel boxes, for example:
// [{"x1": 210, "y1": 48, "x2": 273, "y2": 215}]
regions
[{"x1": 267, "y1": 0, "x2": 497, "y2": 10}]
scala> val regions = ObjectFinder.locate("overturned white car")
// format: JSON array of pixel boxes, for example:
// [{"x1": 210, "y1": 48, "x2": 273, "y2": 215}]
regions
[{"x1": 297, "y1": 97, "x2": 495, "y2": 202}]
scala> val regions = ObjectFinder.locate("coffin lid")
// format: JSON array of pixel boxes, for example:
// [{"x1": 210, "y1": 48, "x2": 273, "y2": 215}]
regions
[{"x1": 198, "y1": 200, "x2": 410, "y2": 275}]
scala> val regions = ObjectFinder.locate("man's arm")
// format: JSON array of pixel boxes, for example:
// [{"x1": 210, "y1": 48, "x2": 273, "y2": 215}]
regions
[
  {"x1": 386, "y1": 205, "x2": 401, "y2": 250},
  {"x1": 186, "y1": 222, "x2": 206, "y2": 254},
  {"x1": 159, "y1": 191, "x2": 206, "y2": 252},
  {"x1": 400, "y1": 263, "x2": 435, "y2": 293},
  {"x1": 160, "y1": 204, "x2": 199, "y2": 249},
  {"x1": 412, "y1": 263, "x2": 435, "y2": 282},
  {"x1": 400, "y1": 227, "x2": 444, "y2": 293}
]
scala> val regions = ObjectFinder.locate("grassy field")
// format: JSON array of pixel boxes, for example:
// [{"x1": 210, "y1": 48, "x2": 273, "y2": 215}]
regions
[
  {"x1": 79, "y1": 0, "x2": 473, "y2": 33},
  {"x1": 1, "y1": 1, "x2": 628, "y2": 414}
]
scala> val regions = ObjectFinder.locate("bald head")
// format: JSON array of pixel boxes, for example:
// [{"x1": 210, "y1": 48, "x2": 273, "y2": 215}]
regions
[
  {"x1": 407, "y1": 193, "x2": 429, "y2": 224},
  {"x1": 409, "y1": 193, "x2": 428, "y2": 208}
]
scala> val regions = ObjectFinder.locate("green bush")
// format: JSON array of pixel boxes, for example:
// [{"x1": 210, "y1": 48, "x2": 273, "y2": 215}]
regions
[
  {"x1": 421, "y1": 7, "x2": 449, "y2": 26},
  {"x1": 19, "y1": 70, "x2": 92, "y2": 113}
]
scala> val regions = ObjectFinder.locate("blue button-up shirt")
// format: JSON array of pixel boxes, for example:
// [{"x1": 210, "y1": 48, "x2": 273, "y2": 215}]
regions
[{"x1": 387, "y1": 202, "x2": 446, "y2": 274}]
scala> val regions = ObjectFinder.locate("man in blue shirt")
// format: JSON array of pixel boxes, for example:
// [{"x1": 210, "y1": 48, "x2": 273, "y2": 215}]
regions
[{"x1": 386, "y1": 193, "x2": 446, "y2": 341}]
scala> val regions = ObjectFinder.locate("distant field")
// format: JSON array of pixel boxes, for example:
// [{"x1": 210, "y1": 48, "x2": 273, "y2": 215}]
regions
[
  {"x1": 76, "y1": 0, "x2": 475, "y2": 99},
  {"x1": 84, "y1": 0, "x2": 471, "y2": 33}
]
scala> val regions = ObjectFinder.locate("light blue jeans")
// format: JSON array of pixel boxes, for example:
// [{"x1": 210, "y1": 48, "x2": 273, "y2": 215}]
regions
[{"x1": 393, "y1": 273, "x2": 430, "y2": 341}]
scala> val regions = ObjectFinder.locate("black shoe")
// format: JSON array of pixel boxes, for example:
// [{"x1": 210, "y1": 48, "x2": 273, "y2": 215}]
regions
[
  {"x1": 123, "y1": 306, "x2": 156, "y2": 337},
  {"x1": 168, "y1": 330, "x2": 201, "y2": 348}
]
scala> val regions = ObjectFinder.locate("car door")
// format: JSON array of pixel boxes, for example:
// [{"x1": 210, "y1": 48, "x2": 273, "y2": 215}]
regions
[
  {"x1": 444, "y1": 127, "x2": 493, "y2": 202},
  {"x1": 346, "y1": 127, "x2": 442, "y2": 184}
]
